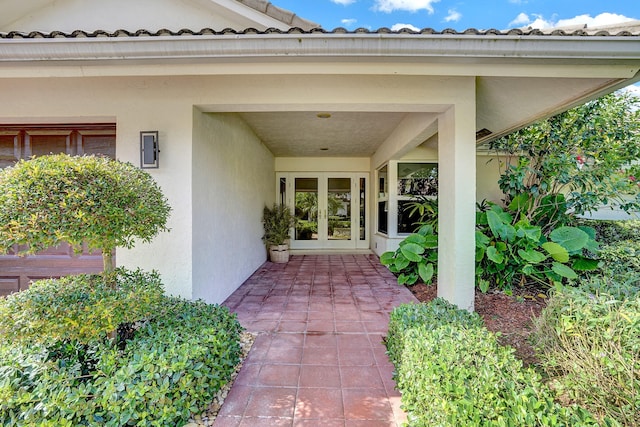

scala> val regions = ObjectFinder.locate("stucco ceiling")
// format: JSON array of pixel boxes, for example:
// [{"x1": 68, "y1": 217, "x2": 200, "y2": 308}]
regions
[
  {"x1": 238, "y1": 111, "x2": 408, "y2": 157},
  {"x1": 234, "y1": 74, "x2": 628, "y2": 158}
]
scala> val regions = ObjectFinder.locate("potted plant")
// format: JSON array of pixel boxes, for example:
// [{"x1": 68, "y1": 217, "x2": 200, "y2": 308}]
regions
[{"x1": 262, "y1": 203, "x2": 296, "y2": 263}]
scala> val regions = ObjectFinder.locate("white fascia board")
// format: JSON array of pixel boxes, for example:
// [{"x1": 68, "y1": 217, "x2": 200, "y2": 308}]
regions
[{"x1": 0, "y1": 33, "x2": 639, "y2": 74}]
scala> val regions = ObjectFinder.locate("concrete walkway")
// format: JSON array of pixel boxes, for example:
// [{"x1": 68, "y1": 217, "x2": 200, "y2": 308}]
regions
[{"x1": 216, "y1": 254, "x2": 418, "y2": 427}]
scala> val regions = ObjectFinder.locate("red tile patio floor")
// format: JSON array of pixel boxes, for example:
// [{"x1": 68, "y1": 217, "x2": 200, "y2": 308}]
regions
[{"x1": 217, "y1": 254, "x2": 418, "y2": 427}]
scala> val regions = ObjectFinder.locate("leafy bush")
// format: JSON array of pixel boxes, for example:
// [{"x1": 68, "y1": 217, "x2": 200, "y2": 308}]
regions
[
  {"x1": 489, "y1": 92, "x2": 640, "y2": 223},
  {"x1": 577, "y1": 220, "x2": 640, "y2": 281},
  {"x1": 0, "y1": 154, "x2": 171, "y2": 272},
  {"x1": 386, "y1": 298, "x2": 482, "y2": 366},
  {"x1": 402, "y1": 196, "x2": 438, "y2": 232},
  {"x1": 0, "y1": 273, "x2": 243, "y2": 426},
  {"x1": 387, "y1": 300, "x2": 607, "y2": 426},
  {"x1": 475, "y1": 203, "x2": 600, "y2": 291},
  {"x1": 0, "y1": 269, "x2": 164, "y2": 345},
  {"x1": 588, "y1": 219, "x2": 640, "y2": 242},
  {"x1": 262, "y1": 203, "x2": 295, "y2": 246},
  {"x1": 532, "y1": 283, "x2": 640, "y2": 426},
  {"x1": 381, "y1": 204, "x2": 600, "y2": 291},
  {"x1": 295, "y1": 220, "x2": 317, "y2": 240},
  {"x1": 380, "y1": 225, "x2": 438, "y2": 285}
]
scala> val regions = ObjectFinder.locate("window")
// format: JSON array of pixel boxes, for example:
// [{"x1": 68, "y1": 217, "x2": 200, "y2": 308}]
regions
[
  {"x1": 377, "y1": 165, "x2": 388, "y2": 234},
  {"x1": 397, "y1": 163, "x2": 438, "y2": 234}
]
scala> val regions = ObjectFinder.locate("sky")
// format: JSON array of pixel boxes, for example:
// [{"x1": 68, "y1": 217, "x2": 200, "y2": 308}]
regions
[{"x1": 270, "y1": 0, "x2": 639, "y2": 33}]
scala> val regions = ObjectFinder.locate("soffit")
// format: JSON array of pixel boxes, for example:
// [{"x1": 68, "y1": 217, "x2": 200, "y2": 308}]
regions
[
  {"x1": 476, "y1": 75, "x2": 624, "y2": 143},
  {"x1": 237, "y1": 111, "x2": 408, "y2": 157}
]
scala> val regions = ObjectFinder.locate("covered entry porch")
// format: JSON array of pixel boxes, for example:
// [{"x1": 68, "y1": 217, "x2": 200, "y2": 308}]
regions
[{"x1": 195, "y1": 73, "x2": 477, "y2": 309}]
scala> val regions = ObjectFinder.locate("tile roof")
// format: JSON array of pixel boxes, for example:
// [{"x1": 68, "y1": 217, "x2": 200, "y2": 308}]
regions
[
  {"x1": 234, "y1": 0, "x2": 319, "y2": 30},
  {"x1": 1, "y1": 26, "x2": 639, "y2": 39}
]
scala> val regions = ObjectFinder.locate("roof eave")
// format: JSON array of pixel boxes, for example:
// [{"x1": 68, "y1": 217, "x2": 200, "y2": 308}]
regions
[{"x1": 1, "y1": 32, "x2": 639, "y2": 64}]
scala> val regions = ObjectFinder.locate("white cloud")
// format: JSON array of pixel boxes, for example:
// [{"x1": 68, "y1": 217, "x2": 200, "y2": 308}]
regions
[
  {"x1": 508, "y1": 12, "x2": 531, "y2": 27},
  {"x1": 556, "y1": 13, "x2": 635, "y2": 28},
  {"x1": 444, "y1": 9, "x2": 461, "y2": 23},
  {"x1": 331, "y1": 0, "x2": 357, "y2": 5},
  {"x1": 373, "y1": 0, "x2": 440, "y2": 14},
  {"x1": 390, "y1": 23, "x2": 421, "y2": 31},
  {"x1": 526, "y1": 15, "x2": 554, "y2": 29},
  {"x1": 341, "y1": 18, "x2": 358, "y2": 27},
  {"x1": 508, "y1": 12, "x2": 553, "y2": 28},
  {"x1": 508, "y1": 0, "x2": 526, "y2": 4},
  {"x1": 509, "y1": 11, "x2": 635, "y2": 30}
]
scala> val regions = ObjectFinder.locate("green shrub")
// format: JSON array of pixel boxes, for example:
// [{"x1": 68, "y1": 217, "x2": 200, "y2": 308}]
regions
[
  {"x1": 295, "y1": 220, "x2": 317, "y2": 240},
  {"x1": 262, "y1": 203, "x2": 296, "y2": 246},
  {"x1": 382, "y1": 204, "x2": 600, "y2": 291},
  {"x1": 0, "y1": 274, "x2": 243, "y2": 426},
  {"x1": 576, "y1": 220, "x2": 640, "y2": 281},
  {"x1": 579, "y1": 219, "x2": 640, "y2": 243},
  {"x1": 0, "y1": 269, "x2": 165, "y2": 345},
  {"x1": 402, "y1": 196, "x2": 438, "y2": 232},
  {"x1": 0, "y1": 154, "x2": 171, "y2": 273},
  {"x1": 386, "y1": 299, "x2": 482, "y2": 366},
  {"x1": 380, "y1": 224, "x2": 438, "y2": 286},
  {"x1": 475, "y1": 203, "x2": 600, "y2": 291},
  {"x1": 387, "y1": 300, "x2": 607, "y2": 426},
  {"x1": 532, "y1": 283, "x2": 640, "y2": 426}
]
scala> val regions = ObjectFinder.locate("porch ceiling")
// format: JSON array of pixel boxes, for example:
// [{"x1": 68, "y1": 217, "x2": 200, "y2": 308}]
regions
[
  {"x1": 235, "y1": 73, "x2": 635, "y2": 158},
  {"x1": 238, "y1": 111, "x2": 408, "y2": 157}
]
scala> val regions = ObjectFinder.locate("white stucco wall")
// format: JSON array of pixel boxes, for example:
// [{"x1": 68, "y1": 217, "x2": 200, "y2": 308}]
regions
[
  {"x1": 192, "y1": 111, "x2": 274, "y2": 303},
  {"x1": 476, "y1": 153, "x2": 506, "y2": 205}
]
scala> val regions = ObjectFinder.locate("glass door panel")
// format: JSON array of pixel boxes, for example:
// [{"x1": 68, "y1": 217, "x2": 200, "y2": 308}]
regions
[
  {"x1": 294, "y1": 177, "x2": 318, "y2": 241},
  {"x1": 327, "y1": 178, "x2": 351, "y2": 241},
  {"x1": 282, "y1": 173, "x2": 368, "y2": 250}
]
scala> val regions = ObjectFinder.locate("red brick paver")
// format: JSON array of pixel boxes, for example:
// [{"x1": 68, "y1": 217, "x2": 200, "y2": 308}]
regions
[{"x1": 218, "y1": 255, "x2": 417, "y2": 427}]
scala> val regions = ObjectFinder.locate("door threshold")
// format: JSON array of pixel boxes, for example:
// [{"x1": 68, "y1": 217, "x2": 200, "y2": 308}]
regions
[{"x1": 290, "y1": 249, "x2": 373, "y2": 255}]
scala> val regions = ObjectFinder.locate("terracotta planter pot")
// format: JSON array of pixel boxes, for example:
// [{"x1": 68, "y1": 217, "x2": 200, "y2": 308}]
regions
[{"x1": 269, "y1": 244, "x2": 290, "y2": 263}]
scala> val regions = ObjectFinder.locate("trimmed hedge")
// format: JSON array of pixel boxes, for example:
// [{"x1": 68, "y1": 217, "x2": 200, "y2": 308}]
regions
[
  {"x1": 0, "y1": 269, "x2": 165, "y2": 345},
  {"x1": 0, "y1": 271, "x2": 243, "y2": 426},
  {"x1": 387, "y1": 299, "x2": 608, "y2": 426}
]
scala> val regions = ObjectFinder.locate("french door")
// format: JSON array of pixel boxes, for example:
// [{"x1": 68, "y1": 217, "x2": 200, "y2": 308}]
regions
[{"x1": 277, "y1": 172, "x2": 369, "y2": 250}]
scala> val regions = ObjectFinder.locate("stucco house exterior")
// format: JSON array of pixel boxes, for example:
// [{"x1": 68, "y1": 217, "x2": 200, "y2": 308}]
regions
[{"x1": 1, "y1": 0, "x2": 639, "y2": 311}]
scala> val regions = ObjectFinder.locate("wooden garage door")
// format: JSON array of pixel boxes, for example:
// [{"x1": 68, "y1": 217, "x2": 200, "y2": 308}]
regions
[{"x1": 0, "y1": 124, "x2": 116, "y2": 297}]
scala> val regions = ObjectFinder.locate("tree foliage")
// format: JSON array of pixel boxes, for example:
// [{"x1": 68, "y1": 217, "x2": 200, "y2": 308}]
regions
[
  {"x1": 0, "y1": 154, "x2": 171, "y2": 272},
  {"x1": 489, "y1": 92, "x2": 640, "y2": 232}
]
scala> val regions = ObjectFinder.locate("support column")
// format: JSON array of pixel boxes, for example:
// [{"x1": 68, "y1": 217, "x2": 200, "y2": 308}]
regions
[{"x1": 437, "y1": 100, "x2": 476, "y2": 311}]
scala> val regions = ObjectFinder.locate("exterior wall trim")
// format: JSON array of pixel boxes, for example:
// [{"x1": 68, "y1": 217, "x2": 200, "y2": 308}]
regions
[{"x1": 1, "y1": 33, "x2": 639, "y2": 65}]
